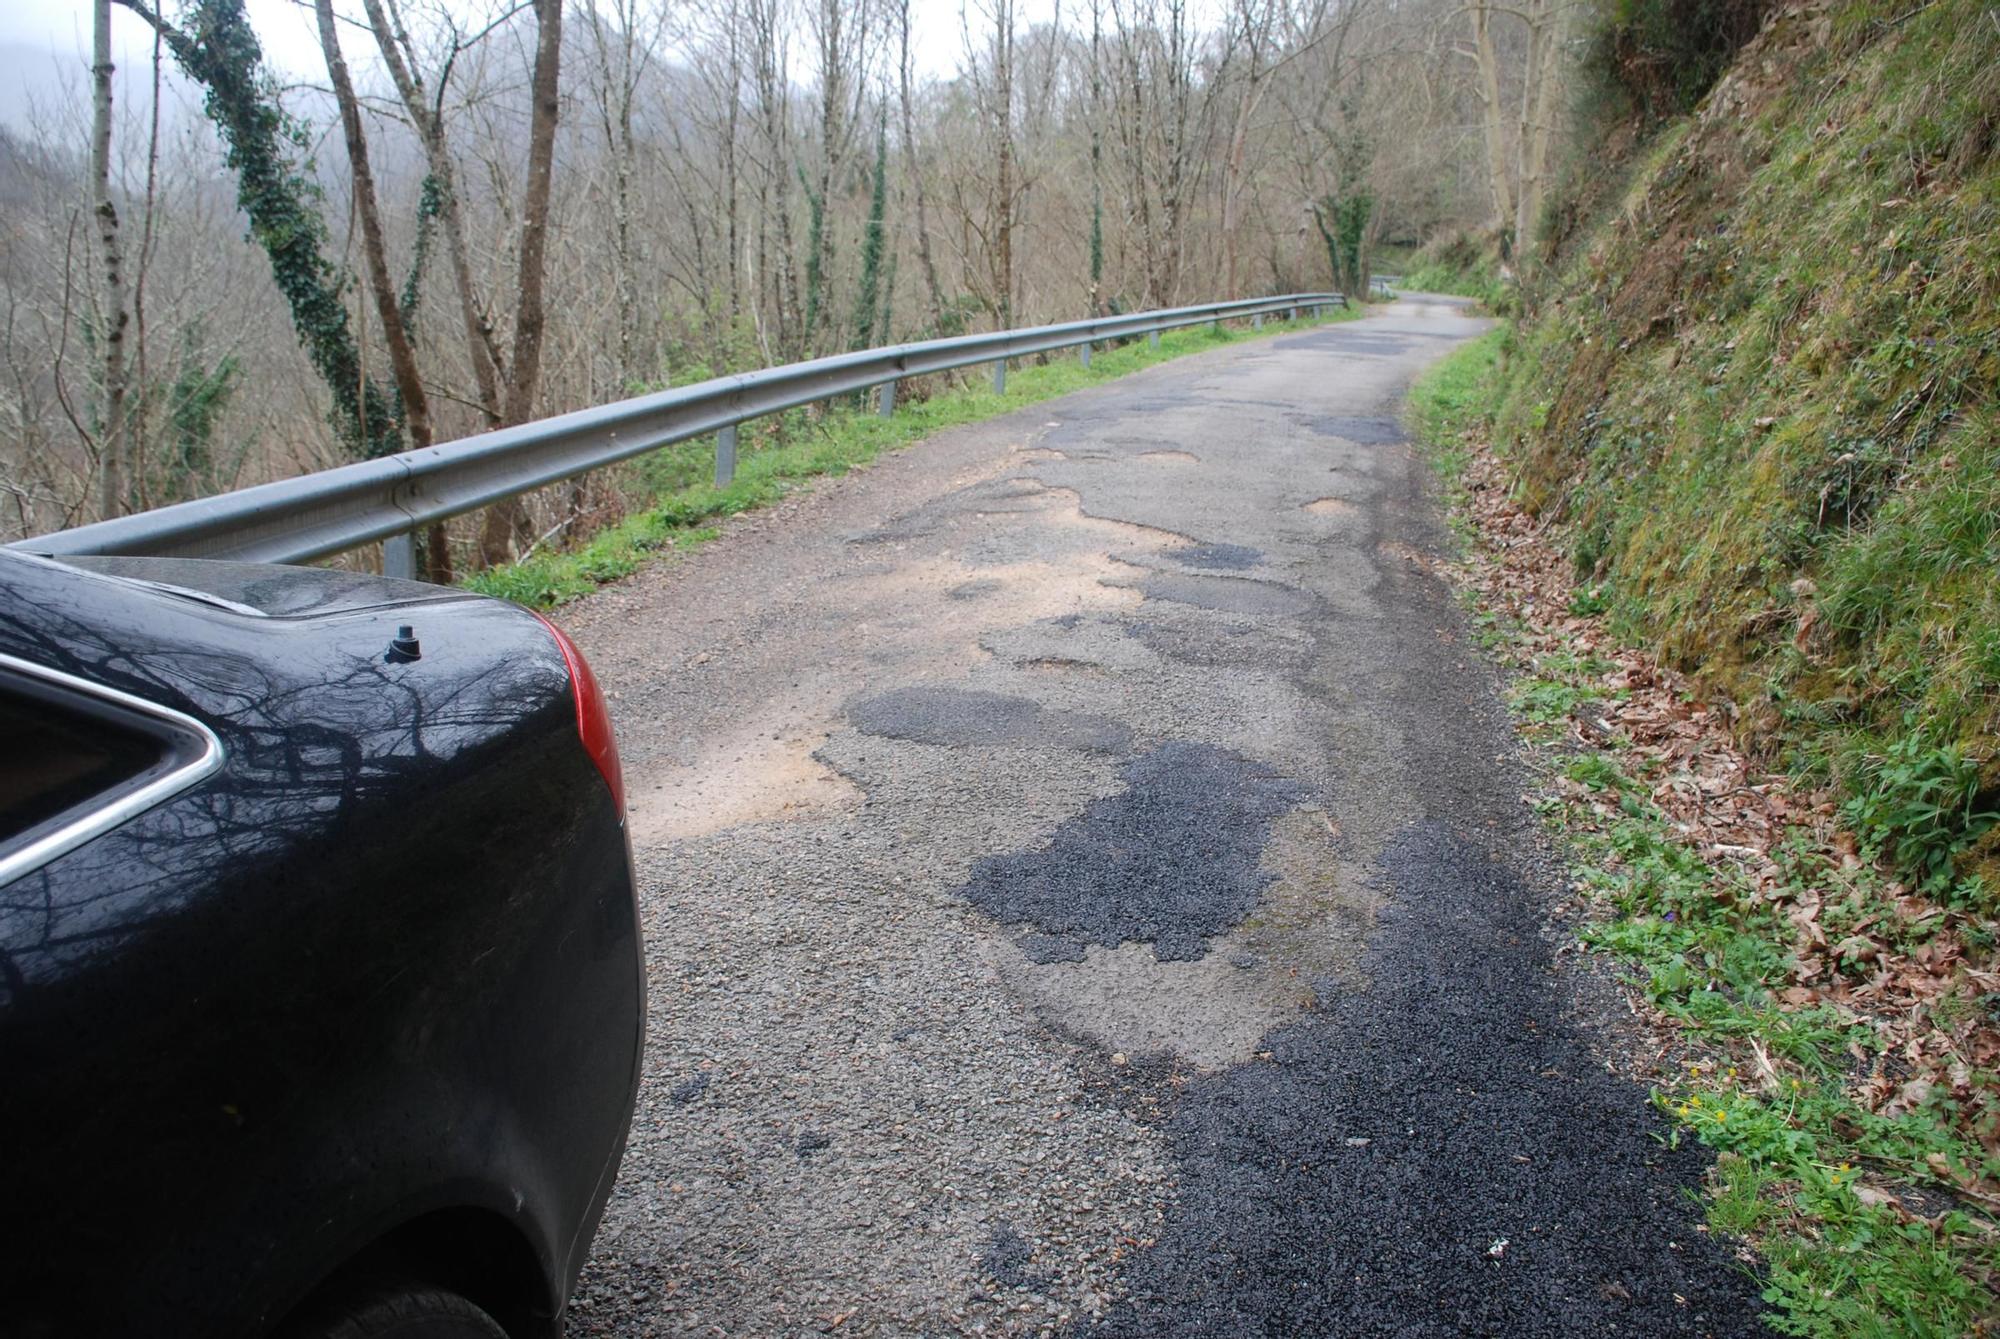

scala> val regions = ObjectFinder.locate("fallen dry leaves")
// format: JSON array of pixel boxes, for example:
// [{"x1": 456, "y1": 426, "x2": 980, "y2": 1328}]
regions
[{"x1": 1442, "y1": 430, "x2": 2000, "y2": 1209}]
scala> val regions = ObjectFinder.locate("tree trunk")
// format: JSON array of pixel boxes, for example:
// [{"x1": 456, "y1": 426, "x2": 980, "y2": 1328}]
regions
[
  {"x1": 481, "y1": 0, "x2": 565, "y2": 567},
  {"x1": 1469, "y1": 0, "x2": 1513, "y2": 236},
  {"x1": 993, "y1": 0, "x2": 1014, "y2": 328},
  {"x1": 898, "y1": 0, "x2": 946, "y2": 330},
  {"x1": 1512, "y1": 0, "x2": 1567, "y2": 276},
  {"x1": 91, "y1": 0, "x2": 130, "y2": 519},
  {"x1": 314, "y1": 0, "x2": 429, "y2": 453},
  {"x1": 360, "y1": 0, "x2": 504, "y2": 427},
  {"x1": 1088, "y1": 0, "x2": 1104, "y2": 313}
]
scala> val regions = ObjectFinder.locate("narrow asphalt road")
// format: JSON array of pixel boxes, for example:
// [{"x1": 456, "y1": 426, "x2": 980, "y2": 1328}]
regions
[{"x1": 559, "y1": 299, "x2": 1768, "y2": 1337}]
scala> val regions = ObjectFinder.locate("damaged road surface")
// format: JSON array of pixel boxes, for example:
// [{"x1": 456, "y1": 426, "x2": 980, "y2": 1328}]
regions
[{"x1": 560, "y1": 299, "x2": 1768, "y2": 1337}]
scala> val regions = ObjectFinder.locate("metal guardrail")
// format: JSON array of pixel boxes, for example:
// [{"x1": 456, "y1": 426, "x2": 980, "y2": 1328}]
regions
[{"x1": 13, "y1": 291, "x2": 1345, "y2": 579}]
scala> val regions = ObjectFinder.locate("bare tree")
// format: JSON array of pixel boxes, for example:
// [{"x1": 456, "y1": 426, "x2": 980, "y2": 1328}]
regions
[
  {"x1": 90, "y1": 0, "x2": 131, "y2": 517},
  {"x1": 313, "y1": 0, "x2": 431, "y2": 456},
  {"x1": 582, "y1": 0, "x2": 663, "y2": 384},
  {"x1": 1511, "y1": 0, "x2": 1574, "y2": 272},
  {"x1": 896, "y1": 0, "x2": 947, "y2": 330}
]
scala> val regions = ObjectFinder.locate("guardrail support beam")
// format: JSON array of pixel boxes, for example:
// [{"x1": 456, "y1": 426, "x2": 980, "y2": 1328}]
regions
[
  {"x1": 878, "y1": 380, "x2": 896, "y2": 418},
  {"x1": 1254, "y1": 313, "x2": 1264, "y2": 330},
  {"x1": 383, "y1": 530, "x2": 416, "y2": 581},
  {"x1": 1149, "y1": 331, "x2": 1160, "y2": 349},
  {"x1": 715, "y1": 422, "x2": 738, "y2": 488},
  {"x1": 15, "y1": 292, "x2": 1345, "y2": 570}
]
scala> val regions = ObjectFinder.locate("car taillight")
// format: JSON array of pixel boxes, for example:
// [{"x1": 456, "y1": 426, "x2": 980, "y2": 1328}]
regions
[{"x1": 532, "y1": 612, "x2": 626, "y2": 817}]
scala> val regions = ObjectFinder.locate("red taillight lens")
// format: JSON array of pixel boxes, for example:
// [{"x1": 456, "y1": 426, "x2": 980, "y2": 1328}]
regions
[{"x1": 532, "y1": 612, "x2": 626, "y2": 817}]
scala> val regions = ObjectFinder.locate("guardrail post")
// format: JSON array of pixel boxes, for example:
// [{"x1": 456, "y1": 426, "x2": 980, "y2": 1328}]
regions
[
  {"x1": 1149, "y1": 331, "x2": 1160, "y2": 349},
  {"x1": 1080, "y1": 342, "x2": 1092, "y2": 369},
  {"x1": 714, "y1": 422, "x2": 738, "y2": 488},
  {"x1": 1290, "y1": 305, "x2": 1300, "y2": 321},
  {"x1": 877, "y1": 380, "x2": 896, "y2": 418},
  {"x1": 1253, "y1": 313, "x2": 1264, "y2": 330},
  {"x1": 992, "y1": 359, "x2": 1006, "y2": 394},
  {"x1": 383, "y1": 530, "x2": 416, "y2": 581}
]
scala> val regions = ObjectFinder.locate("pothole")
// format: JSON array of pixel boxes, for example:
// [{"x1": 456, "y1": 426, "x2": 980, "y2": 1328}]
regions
[
  {"x1": 1018, "y1": 656, "x2": 1108, "y2": 675},
  {"x1": 626, "y1": 727, "x2": 861, "y2": 844},
  {"x1": 1133, "y1": 571, "x2": 1320, "y2": 619},
  {"x1": 849, "y1": 685, "x2": 1130, "y2": 754},
  {"x1": 1304, "y1": 497, "x2": 1356, "y2": 516},
  {"x1": 1137, "y1": 449, "x2": 1199, "y2": 464},
  {"x1": 1293, "y1": 414, "x2": 1404, "y2": 444},
  {"x1": 1170, "y1": 542, "x2": 1263, "y2": 571}
]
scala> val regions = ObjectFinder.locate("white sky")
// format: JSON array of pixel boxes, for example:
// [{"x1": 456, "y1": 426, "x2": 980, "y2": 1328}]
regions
[{"x1": 0, "y1": 0, "x2": 1051, "y2": 85}]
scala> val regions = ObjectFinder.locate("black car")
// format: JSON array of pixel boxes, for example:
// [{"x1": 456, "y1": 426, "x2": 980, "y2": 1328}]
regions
[{"x1": 0, "y1": 549, "x2": 643, "y2": 1339}]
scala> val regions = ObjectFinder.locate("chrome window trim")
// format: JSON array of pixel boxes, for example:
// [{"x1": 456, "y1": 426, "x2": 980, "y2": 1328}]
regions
[{"x1": 0, "y1": 651, "x2": 226, "y2": 888}]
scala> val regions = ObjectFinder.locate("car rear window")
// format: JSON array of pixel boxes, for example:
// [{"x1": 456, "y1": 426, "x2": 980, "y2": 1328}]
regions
[
  {"x1": 0, "y1": 663, "x2": 219, "y2": 884},
  {"x1": 0, "y1": 690, "x2": 167, "y2": 846}
]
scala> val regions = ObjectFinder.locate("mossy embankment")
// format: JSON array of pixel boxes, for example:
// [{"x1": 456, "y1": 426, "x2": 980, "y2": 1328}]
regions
[{"x1": 1482, "y1": 0, "x2": 1999, "y2": 899}]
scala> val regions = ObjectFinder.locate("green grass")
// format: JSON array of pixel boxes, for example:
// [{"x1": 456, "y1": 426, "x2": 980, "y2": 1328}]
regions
[
  {"x1": 1402, "y1": 260, "x2": 1510, "y2": 309},
  {"x1": 464, "y1": 306, "x2": 1363, "y2": 609},
  {"x1": 1401, "y1": 229, "x2": 1512, "y2": 310},
  {"x1": 1407, "y1": 330, "x2": 1505, "y2": 494},
  {"x1": 1409, "y1": 341, "x2": 2000, "y2": 1338}
]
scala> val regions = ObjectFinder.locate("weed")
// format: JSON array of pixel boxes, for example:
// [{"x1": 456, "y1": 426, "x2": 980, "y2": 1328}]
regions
[{"x1": 1840, "y1": 726, "x2": 1999, "y2": 897}]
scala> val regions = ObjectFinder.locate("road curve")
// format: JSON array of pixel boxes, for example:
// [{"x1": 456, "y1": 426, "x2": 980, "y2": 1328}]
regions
[{"x1": 559, "y1": 298, "x2": 1767, "y2": 1337}]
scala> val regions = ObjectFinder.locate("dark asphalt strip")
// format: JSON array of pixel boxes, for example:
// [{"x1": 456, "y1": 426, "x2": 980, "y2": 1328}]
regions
[
  {"x1": 963, "y1": 742, "x2": 1306, "y2": 964},
  {"x1": 1067, "y1": 365, "x2": 1766, "y2": 1335},
  {"x1": 1085, "y1": 821, "x2": 1770, "y2": 1338}
]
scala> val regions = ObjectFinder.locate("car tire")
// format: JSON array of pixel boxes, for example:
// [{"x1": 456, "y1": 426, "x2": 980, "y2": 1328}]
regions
[{"x1": 279, "y1": 1277, "x2": 510, "y2": 1339}]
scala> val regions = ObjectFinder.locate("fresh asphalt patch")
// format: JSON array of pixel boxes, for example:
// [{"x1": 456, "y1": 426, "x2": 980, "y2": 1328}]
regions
[
  {"x1": 960, "y1": 741, "x2": 1306, "y2": 964},
  {"x1": 1083, "y1": 820, "x2": 1770, "y2": 1338},
  {"x1": 849, "y1": 685, "x2": 1132, "y2": 755}
]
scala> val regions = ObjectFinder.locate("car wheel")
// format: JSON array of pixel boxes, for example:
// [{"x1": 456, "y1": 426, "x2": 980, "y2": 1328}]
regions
[{"x1": 279, "y1": 1277, "x2": 510, "y2": 1339}]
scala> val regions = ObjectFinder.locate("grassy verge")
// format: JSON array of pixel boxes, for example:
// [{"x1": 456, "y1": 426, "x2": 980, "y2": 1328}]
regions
[
  {"x1": 465, "y1": 307, "x2": 1362, "y2": 609},
  {"x1": 1411, "y1": 336, "x2": 2000, "y2": 1337}
]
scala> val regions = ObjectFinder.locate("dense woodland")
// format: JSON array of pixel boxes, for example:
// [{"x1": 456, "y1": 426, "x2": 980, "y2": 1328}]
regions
[{"x1": 0, "y1": 0, "x2": 1578, "y2": 569}]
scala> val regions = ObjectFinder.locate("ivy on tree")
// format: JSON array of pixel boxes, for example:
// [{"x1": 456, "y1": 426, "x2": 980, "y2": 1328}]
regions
[{"x1": 116, "y1": 0, "x2": 404, "y2": 461}]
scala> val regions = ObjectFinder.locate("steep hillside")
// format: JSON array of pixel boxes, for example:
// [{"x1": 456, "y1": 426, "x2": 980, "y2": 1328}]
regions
[{"x1": 1490, "y1": 0, "x2": 1998, "y2": 897}]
